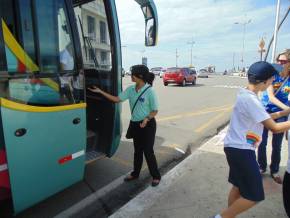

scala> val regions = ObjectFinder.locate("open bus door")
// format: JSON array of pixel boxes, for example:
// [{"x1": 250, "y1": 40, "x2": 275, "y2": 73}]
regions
[
  {"x1": 0, "y1": 0, "x2": 87, "y2": 214},
  {"x1": 72, "y1": 0, "x2": 158, "y2": 159}
]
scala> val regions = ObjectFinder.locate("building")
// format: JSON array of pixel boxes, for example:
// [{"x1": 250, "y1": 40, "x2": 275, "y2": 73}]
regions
[
  {"x1": 74, "y1": 0, "x2": 111, "y2": 69},
  {"x1": 142, "y1": 57, "x2": 148, "y2": 66}
]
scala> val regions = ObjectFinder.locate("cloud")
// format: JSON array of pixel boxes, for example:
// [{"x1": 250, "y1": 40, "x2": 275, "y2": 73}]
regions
[{"x1": 116, "y1": 0, "x2": 289, "y2": 71}]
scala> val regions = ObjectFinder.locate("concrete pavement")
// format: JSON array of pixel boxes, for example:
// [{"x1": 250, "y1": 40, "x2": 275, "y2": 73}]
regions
[{"x1": 110, "y1": 127, "x2": 288, "y2": 218}]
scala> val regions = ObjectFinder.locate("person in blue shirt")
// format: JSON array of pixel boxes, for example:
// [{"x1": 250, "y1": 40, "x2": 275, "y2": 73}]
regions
[
  {"x1": 88, "y1": 65, "x2": 161, "y2": 187},
  {"x1": 258, "y1": 50, "x2": 290, "y2": 184}
]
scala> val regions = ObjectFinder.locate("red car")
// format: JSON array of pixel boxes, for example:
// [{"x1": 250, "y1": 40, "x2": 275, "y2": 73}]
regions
[{"x1": 163, "y1": 67, "x2": 197, "y2": 86}]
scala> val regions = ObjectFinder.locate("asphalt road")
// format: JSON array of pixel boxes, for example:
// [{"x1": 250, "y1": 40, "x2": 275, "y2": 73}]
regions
[{"x1": 2, "y1": 75, "x2": 247, "y2": 218}]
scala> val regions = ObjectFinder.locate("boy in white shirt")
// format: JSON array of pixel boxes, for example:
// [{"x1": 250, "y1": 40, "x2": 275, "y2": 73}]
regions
[{"x1": 213, "y1": 61, "x2": 290, "y2": 218}]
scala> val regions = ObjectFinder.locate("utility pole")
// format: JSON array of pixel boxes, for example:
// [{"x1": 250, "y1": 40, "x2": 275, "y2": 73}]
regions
[
  {"x1": 121, "y1": 45, "x2": 127, "y2": 68},
  {"x1": 232, "y1": 52, "x2": 235, "y2": 72},
  {"x1": 187, "y1": 38, "x2": 195, "y2": 67},
  {"x1": 271, "y1": 0, "x2": 281, "y2": 63},
  {"x1": 176, "y1": 49, "x2": 179, "y2": 67}
]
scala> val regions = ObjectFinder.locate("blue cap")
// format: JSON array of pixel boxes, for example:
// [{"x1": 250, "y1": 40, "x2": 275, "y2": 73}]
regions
[{"x1": 248, "y1": 61, "x2": 278, "y2": 83}]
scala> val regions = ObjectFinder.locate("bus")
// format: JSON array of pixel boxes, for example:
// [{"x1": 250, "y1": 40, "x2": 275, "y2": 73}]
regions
[{"x1": 0, "y1": 0, "x2": 158, "y2": 214}]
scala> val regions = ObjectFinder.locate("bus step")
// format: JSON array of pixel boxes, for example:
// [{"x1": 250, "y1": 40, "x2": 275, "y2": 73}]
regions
[
  {"x1": 85, "y1": 150, "x2": 105, "y2": 164},
  {"x1": 86, "y1": 130, "x2": 98, "y2": 152},
  {"x1": 87, "y1": 130, "x2": 96, "y2": 138}
]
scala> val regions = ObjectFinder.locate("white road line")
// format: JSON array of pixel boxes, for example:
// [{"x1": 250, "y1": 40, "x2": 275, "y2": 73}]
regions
[{"x1": 213, "y1": 85, "x2": 246, "y2": 89}]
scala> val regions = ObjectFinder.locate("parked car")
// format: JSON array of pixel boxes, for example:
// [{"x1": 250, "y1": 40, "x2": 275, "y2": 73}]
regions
[
  {"x1": 197, "y1": 69, "x2": 209, "y2": 78},
  {"x1": 163, "y1": 67, "x2": 197, "y2": 86},
  {"x1": 151, "y1": 67, "x2": 164, "y2": 76}
]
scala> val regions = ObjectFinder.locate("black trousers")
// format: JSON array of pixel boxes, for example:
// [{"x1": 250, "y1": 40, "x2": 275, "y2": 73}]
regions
[
  {"x1": 131, "y1": 118, "x2": 161, "y2": 180},
  {"x1": 283, "y1": 172, "x2": 290, "y2": 217}
]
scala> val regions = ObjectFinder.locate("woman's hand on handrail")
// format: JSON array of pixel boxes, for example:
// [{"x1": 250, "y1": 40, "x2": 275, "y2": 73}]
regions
[
  {"x1": 88, "y1": 86, "x2": 102, "y2": 94},
  {"x1": 87, "y1": 86, "x2": 121, "y2": 103}
]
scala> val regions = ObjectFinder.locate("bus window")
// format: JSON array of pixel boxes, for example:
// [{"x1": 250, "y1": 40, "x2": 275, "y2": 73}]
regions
[
  {"x1": 74, "y1": 0, "x2": 112, "y2": 71},
  {"x1": 34, "y1": 0, "x2": 76, "y2": 73}
]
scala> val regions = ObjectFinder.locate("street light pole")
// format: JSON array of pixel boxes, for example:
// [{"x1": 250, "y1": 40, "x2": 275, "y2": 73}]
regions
[
  {"x1": 187, "y1": 38, "x2": 195, "y2": 67},
  {"x1": 121, "y1": 45, "x2": 127, "y2": 67},
  {"x1": 235, "y1": 19, "x2": 251, "y2": 69}
]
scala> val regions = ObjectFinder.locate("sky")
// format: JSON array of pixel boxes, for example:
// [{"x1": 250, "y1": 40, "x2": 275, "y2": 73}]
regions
[{"x1": 115, "y1": 0, "x2": 290, "y2": 72}]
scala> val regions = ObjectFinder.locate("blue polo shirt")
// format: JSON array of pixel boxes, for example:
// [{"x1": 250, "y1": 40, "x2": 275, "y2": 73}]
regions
[
  {"x1": 261, "y1": 73, "x2": 290, "y2": 112},
  {"x1": 118, "y1": 84, "x2": 159, "y2": 122}
]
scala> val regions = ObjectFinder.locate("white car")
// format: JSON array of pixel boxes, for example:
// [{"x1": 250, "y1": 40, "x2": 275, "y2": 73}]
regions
[
  {"x1": 197, "y1": 69, "x2": 209, "y2": 78},
  {"x1": 151, "y1": 67, "x2": 164, "y2": 76},
  {"x1": 159, "y1": 68, "x2": 166, "y2": 78}
]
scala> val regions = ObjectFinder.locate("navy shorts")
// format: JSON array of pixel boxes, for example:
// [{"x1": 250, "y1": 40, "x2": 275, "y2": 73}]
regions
[{"x1": 224, "y1": 147, "x2": 265, "y2": 202}]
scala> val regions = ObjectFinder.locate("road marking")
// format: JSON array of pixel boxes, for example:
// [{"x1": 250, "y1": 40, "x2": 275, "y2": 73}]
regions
[
  {"x1": 213, "y1": 85, "x2": 245, "y2": 89},
  {"x1": 194, "y1": 108, "x2": 231, "y2": 133},
  {"x1": 157, "y1": 104, "x2": 233, "y2": 122}
]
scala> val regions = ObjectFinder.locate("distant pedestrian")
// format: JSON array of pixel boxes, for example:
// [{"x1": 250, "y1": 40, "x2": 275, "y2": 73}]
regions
[
  {"x1": 88, "y1": 65, "x2": 161, "y2": 187},
  {"x1": 213, "y1": 61, "x2": 290, "y2": 218},
  {"x1": 258, "y1": 50, "x2": 290, "y2": 184}
]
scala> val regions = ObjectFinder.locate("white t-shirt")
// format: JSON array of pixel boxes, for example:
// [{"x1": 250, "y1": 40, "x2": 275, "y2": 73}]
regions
[{"x1": 224, "y1": 88, "x2": 270, "y2": 151}]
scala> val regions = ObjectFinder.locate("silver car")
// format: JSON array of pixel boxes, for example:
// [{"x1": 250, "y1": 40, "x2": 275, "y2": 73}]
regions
[{"x1": 197, "y1": 69, "x2": 209, "y2": 78}]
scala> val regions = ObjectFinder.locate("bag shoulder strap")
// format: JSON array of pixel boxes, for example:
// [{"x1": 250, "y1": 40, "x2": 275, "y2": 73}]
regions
[
  {"x1": 131, "y1": 86, "x2": 151, "y2": 115},
  {"x1": 274, "y1": 76, "x2": 289, "y2": 95}
]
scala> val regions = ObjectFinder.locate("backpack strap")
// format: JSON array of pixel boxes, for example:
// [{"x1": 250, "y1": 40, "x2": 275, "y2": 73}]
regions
[{"x1": 274, "y1": 76, "x2": 289, "y2": 96}]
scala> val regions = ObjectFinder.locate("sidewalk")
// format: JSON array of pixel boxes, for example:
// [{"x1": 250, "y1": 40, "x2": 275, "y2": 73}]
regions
[{"x1": 109, "y1": 127, "x2": 288, "y2": 218}]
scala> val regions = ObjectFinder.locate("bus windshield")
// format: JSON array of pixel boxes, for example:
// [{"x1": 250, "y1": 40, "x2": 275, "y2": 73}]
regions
[{"x1": 0, "y1": 0, "x2": 83, "y2": 106}]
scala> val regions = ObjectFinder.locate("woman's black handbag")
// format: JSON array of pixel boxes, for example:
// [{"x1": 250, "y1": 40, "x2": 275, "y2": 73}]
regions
[
  {"x1": 125, "y1": 121, "x2": 135, "y2": 139},
  {"x1": 125, "y1": 86, "x2": 151, "y2": 139}
]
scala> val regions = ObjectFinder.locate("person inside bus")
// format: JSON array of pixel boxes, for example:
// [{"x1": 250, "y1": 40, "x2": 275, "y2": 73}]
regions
[
  {"x1": 258, "y1": 49, "x2": 290, "y2": 184},
  {"x1": 88, "y1": 65, "x2": 161, "y2": 187},
  {"x1": 60, "y1": 43, "x2": 74, "y2": 71},
  {"x1": 59, "y1": 43, "x2": 75, "y2": 103}
]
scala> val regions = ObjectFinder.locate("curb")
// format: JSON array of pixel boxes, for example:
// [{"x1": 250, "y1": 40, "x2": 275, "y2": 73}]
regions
[
  {"x1": 108, "y1": 126, "x2": 228, "y2": 218},
  {"x1": 54, "y1": 175, "x2": 126, "y2": 218}
]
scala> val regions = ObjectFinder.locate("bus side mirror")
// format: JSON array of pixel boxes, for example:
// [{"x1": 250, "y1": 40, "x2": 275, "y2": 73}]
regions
[
  {"x1": 145, "y1": 18, "x2": 156, "y2": 46},
  {"x1": 142, "y1": 5, "x2": 158, "y2": 46}
]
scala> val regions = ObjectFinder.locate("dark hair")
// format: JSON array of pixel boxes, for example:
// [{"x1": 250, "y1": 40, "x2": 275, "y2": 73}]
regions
[{"x1": 131, "y1": 65, "x2": 155, "y2": 86}]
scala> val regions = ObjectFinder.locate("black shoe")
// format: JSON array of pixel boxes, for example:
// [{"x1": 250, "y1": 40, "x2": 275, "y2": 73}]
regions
[
  {"x1": 124, "y1": 175, "x2": 138, "y2": 182},
  {"x1": 151, "y1": 179, "x2": 160, "y2": 187}
]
